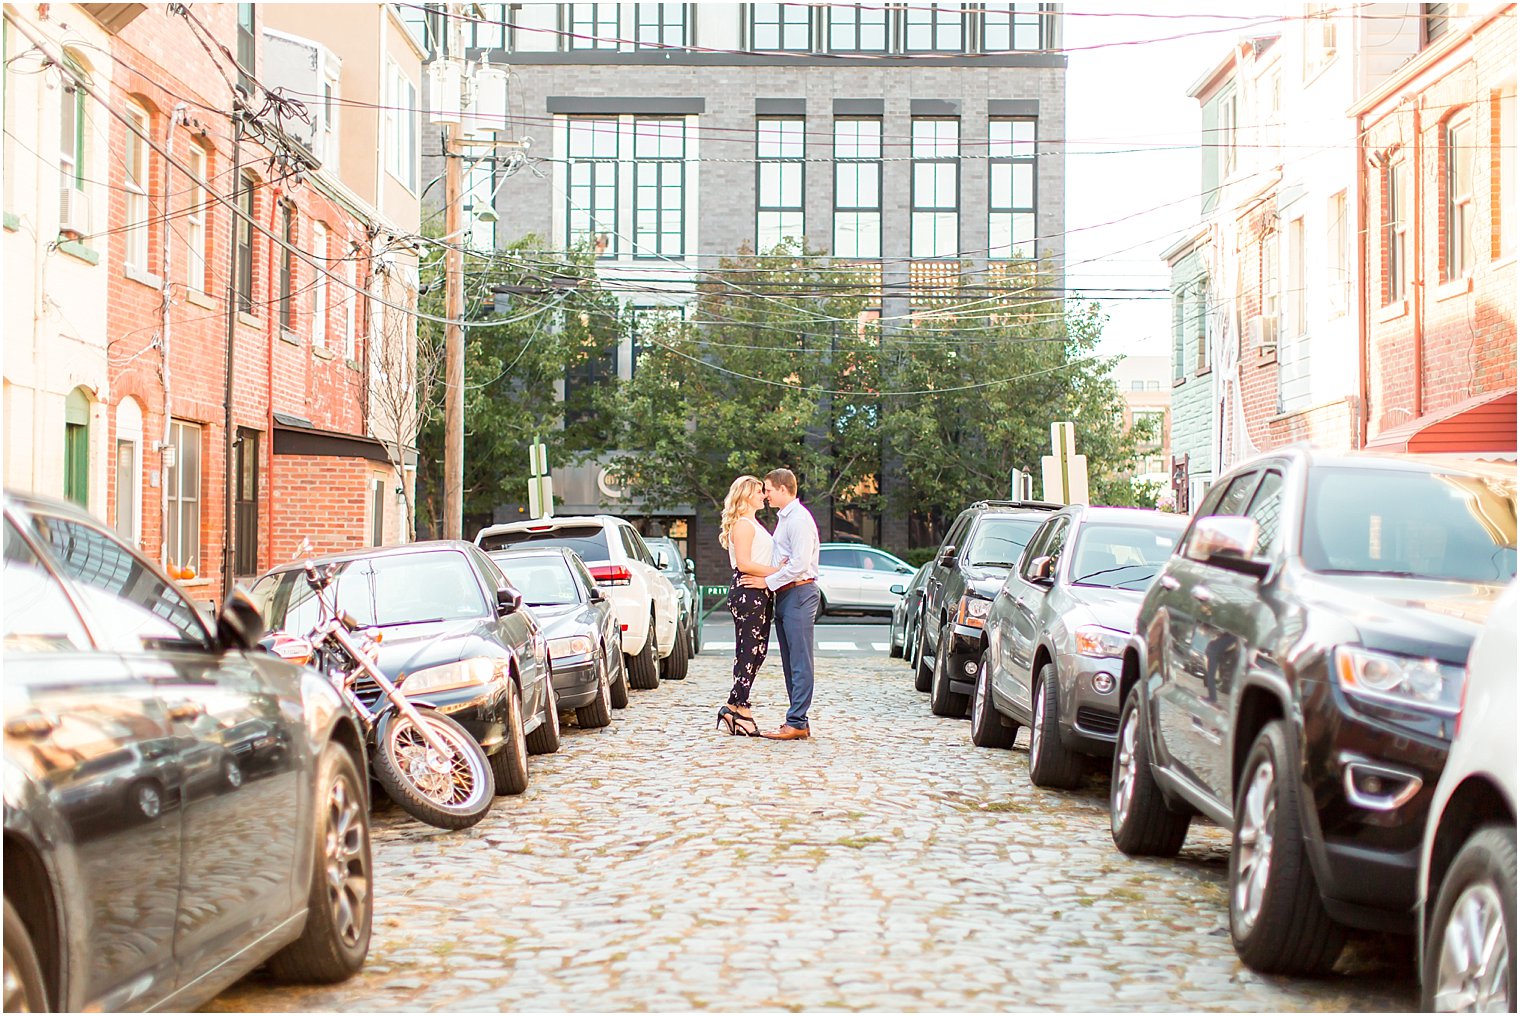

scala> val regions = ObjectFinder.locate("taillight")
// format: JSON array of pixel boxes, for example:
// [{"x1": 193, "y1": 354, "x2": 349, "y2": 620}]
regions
[
  {"x1": 269, "y1": 632, "x2": 314, "y2": 667},
  {"x1": 589, "y1": 565, "x2": 633, "y2": 586}
]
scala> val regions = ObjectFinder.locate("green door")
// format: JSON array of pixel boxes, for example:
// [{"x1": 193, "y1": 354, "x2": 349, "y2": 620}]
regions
[{"x1": 64, "y1": 388, "x2": 90, "y2": 506}]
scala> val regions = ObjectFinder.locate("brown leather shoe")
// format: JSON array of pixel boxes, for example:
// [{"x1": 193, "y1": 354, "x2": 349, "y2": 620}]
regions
[{"x1": 760, "y1": 725, "x2": 810, "y2": 740}]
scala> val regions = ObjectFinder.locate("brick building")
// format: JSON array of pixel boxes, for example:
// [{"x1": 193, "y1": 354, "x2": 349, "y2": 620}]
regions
[{"x1": 1354, "y1": 4, "x2": 1516, "y2": 453}]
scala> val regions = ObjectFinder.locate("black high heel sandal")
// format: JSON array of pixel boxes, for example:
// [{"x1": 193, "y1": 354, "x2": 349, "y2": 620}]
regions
[
  {"x1": 716, "y1": 706, "x2": 738, "y2": 734},
  {"x1": 730, "y1": 711, "x2": 760, "y2": 737}
]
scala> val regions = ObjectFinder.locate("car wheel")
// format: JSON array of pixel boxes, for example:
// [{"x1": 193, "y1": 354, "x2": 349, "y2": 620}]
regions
[
  {"x1": 889, "y1": 619, "x2": 905, "y2": 659},
  {"x1": 610, "y1": 648, "x2": 631, "y2": 709},
  {"x1": 131, "y1": 779, "x2": 163, "y2": 820},
  {"x1": 815, "y1": 594, "x2": 828, "y2": 621},
  {"x1": 1110, "y1": 687, "x2": 1191, "y2": 857},
  {"x1": 1228, "y1": 720, "x2": 1347, "y2": 975},
  {"x1": 906, "y1": 613, "x2": 921, "y2": 670},
  {"x1": 3, "y1": 898, "x2": 48, "y2": 1012},
  {"x1": 222, "y1": 756, "x2": 244, "y2": 790},
  {"x1": 929, "y1": 623, "x2": 969, "y2": 717},
  {"x1": 489, "y1": 682, "x2": 531, "y2": 795},
  {"x1": 1028, "y1": 664, "x2": 1083, "y2": 789},
  {"x1": 626, "y1": 614, "x2": 661, "y2": 690},
  {"x1": 970, "y1": 653, "x2": 1017, "y2": 749},
  {"x1": 663, "y1": 621, "x2": 689, "y2": 681},
  {"x1": 1423, "y1": 825, "x2": 1516, "y2": 1012},
  {"x1": 525, "y1": 674, "x2": 561, "y2": 755},
  {"x1": 576, "y1": 654, "x2": 614, "y2": 729},
  {"x1": 914, "y1": 622, "x2": 934, "y2": 693},
  {"x1": 689, "y1": 612, "x2": 702, "y2": 657},
  {"x1": 266, "y1": 743, "x2": 372, "y2": 983}
]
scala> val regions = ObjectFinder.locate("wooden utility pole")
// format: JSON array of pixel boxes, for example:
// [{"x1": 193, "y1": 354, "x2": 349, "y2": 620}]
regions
[{"x1": 442, "y1": 4, "x2": 465, "y2": 539}]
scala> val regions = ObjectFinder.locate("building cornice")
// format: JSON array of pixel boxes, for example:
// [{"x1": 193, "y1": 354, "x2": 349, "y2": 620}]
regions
[{"x1": 1349, "y1": 4, "x2": 1515, "y2": 120}]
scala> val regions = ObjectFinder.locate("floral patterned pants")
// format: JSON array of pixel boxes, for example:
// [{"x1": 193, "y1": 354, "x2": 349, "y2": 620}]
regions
[{"x1": 727, "y1": 568, "x2": 773, "y2": 707}]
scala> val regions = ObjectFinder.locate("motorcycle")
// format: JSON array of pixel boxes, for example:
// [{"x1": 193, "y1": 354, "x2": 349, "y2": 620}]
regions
[{"x1": 270, "y1": 551, "x2": 495, "y2": 830}]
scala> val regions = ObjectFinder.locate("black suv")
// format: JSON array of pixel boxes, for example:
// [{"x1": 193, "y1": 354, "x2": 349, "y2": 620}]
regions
[
  {"x1": 915, "y1": 499, "x2": 1061, "y2": 716},
  {"x1": 1110, "y1": 449, "x2": 1516, "y2": 976}
]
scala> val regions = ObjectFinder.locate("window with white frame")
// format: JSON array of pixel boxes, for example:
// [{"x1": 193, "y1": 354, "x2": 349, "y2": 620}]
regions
[
  {"x1": 567, "y1": 117, "x2": 619, "y2": 256},
  {"x1": 124, "y1": 101, "x2": 149, "y2": 270},
  {"x1": 312, "y1": 221, "x2": 328, "y2": 349},
  {"x1": 989, "y1": 119, "x2": 1035, "y2": 259},
  {"x1": 567, "y1": 3, "x2": 619, "y2": 49},
  {"x1": 1262, "y1": 230, "x2": 1280, "y2": 338},
  {"x1": 1384, "y1": 155, "x2": 1407, "y2": 303},
  {"x1": 185, "y1": 144, "x2": 208, "y2": 293},
  {"x1": 757, "y1": 118, "x2": 804, "y2": 252},
  {"x1": 322, "y1": 70, "x2": 339, "y2": 164},
  {"x1": 828, "y1": 4, "x2": 888, "y2": 51},
  {"x1": 751, "y1": 3, "x2": 810, "y2": 51},
  {"x1": 1328, "y1": 190, "x2": 1349, "y2": 317},
  {"x1": 905, "y1": 1, "x2": 964, "y2": 51},
  {"x1": 911, "y1": 119, "x2": 959, "y2": 259},
  {"x1": 633, "y1": 118, "x2": 685, "y2": 257},
  {"x1": 1444, "y1": 113, "x2": 1474, "y2": 279},
  {"x1": 1303, "y1": 3, "x2": 1337, "y2": 77},
  {"x1": 1219, "y1": 89, "x2": 1238, "y2": 178},
  {"x1": 983, "y1": 3, "x2": 1043, "y2": 51},
  {"x1": 1286, "y1": 216, "x2": 1305, "y2": 338},
  {"x1": 634, "y1": 3, "x2": 685, "y2": 48},
  {"x1": 166, "y1": 419, "x2": 201, "y2": 576},
  {"x1": 834, "y1": 119, "x2": 881, "y2": 259},
  {"x1": 59, "y1": 61, "x2": 86, "y2": 222},
  {"x1": 384, "y1": 61, "x2": 418, "y2": 191},
  {"x1": 1172, "y1": 291, "x2": 1186, "y2": 382}
]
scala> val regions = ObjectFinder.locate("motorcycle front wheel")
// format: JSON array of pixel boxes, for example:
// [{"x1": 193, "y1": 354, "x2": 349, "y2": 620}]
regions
[{"x1": 372, "y1": 707, "x2": 495, "y2": 830}]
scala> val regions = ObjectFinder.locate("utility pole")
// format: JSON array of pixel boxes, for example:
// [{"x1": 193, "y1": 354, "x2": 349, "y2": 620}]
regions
[{"x1": 441, "y1": 3, "x2": 465, "y2": 540}]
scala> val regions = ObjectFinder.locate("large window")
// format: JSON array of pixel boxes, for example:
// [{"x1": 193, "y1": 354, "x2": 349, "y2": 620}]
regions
[
  {"x1": 114, "y1": 398, "x2": 143, "y2": 543},
  {"x1": 1384, "y1": 155, "x2": 1407, "y2": 304},
  {"x1": 828, "y1": 4, "x2": 888, "y2": 51},
  {"x1": 236, "y1": 172, "x2": 255, "y2": 314},
  {"x1": 911, "y1": 119, "x2": 959, "y2": 259},
  {"x1": 166, "y1": 420, "x2": 200, "y2": 578},
  {"x1": 312, "y1": 221, "x2": 328, "y2": 349},
  {"x1": 905, "y1": 1, "x2": 964, "y2": 51},
  {"x1": 1303, "y1": 3, "x2": 1337, "y2": 77},
  {"x1": 1286, "y1": 216, "x2": 1305, "y2": 338},
  {"x1": 989, "y1": 119, "x2": 1036, "y2": 259},
  {"x1": 278, "y1": 202, "x2": 296, "y2": 331},
  {"x1": 567, "y1": 3, "x2": 619, "y2": 49},
  {"x1": 833, "y1": 119, "x2": 881, "y2": 259},
  {"x1": 567, "y1": 117, "x2": 619, "y2": 256},
  {"x1": 59, "y1": 67, "x2": 85, "y2": 220},
  {"x1": 124, "y1": 101, "x2": 149, "y2": 271},
  {"x1": 185, "y1": 144, "x2": 208, "y2": 294},
  {"x1": 633, "y1": 118, "x2": 685, "y2": 257},
  {"x1": 236, "y1": 4, "x2": 255, "y2": 93},
  {"x1": 751, "y1": 3, "x2": 810, "y2": 51},
  {"x1": 634, "y1": 4, "x2": 686, "y2": 48},
  {"x1": 757, "y1": 118, "x2": 804, "y2": 252},
  {"x1": 1262, "y1": 231, "x2": 1280, "y2": 337},
  {"x1": 1444, "y1": 114, "x2": 1474, "y2": 279},
  {"x1": 1172, "y1": 291, "x2": 1186, "y2": 382},
  {"x1": 983, "y1": 3, "x2": 1043, "y2": 51},
  {"x1": 384, "y1": 61, "x2": 418, "y2": 191}
]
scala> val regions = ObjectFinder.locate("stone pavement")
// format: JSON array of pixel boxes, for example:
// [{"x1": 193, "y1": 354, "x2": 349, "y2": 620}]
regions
[{"x1": 211, "y1": 652, "x2": 1417, "y2": 1012}]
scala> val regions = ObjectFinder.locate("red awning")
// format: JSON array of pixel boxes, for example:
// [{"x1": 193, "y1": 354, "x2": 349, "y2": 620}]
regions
[{"x1": 1366, "y1": 388, "x2": 1517, "y2": 453}]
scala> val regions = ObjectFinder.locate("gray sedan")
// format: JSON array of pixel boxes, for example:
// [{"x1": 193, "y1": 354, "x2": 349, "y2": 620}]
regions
[{"x1": 974, "y1": 506, "x2": 1187, "y2": 788}]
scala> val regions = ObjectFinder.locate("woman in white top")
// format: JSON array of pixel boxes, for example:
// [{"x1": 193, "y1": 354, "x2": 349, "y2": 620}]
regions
[{"x1": 717, "y1": 475, "x2": 785, "y2": 736}]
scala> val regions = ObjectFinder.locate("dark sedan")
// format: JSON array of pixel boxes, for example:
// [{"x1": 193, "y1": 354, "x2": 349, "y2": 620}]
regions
[
  {"x1": 890, "y1": 562, "x2": 932, "y2": 660},
  {"x1": 489, "y1": 547, "x2": 628, "y2": 728},
  {"x1": 3, "y1": 493, "x2": 372, "y2": 1012},
  {"x1": 646, "y1": 536, "x2": 702, "y2": 659},
  {"x1": 1110, "y1": 450, "x2": 1516, "y2": 977},
  {"x1": 252, "y1": 541, "x2": 557, "y2": 797}
]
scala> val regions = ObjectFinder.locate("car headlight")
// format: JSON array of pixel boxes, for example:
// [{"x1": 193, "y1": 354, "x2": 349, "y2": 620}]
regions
[
  {"x1": 957, "y1": 596, "x2": 992, "y2": 629},
  {"x1": 1074, "y1": 625, "x2": 1127, "y2": 659},
  {"x1": 402, "y1": 657, "x2": 500, "y2": 694},
  {"x1": 548, "y1": 635, "x2": 595, "y2": 659},
  {"x1": 1334, "y1": 646, "x2": 1464, "y2": 715}
]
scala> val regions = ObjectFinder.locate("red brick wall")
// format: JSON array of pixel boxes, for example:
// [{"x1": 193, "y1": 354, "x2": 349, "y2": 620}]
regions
[{"x1": 267, "y1": 455, "x2": 381, "y2": 566}]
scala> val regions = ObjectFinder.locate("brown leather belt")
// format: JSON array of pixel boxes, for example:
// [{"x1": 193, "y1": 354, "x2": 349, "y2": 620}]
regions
[{"x1": 775, "y1": 578, "x2": 816, "y2": 593}]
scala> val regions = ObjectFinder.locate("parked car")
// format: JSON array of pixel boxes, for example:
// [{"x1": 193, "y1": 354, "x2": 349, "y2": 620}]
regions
[
  {"x1": 978, "y1": 506, "x2": 1187, "y2": 787},
  {"x1": 476, "y1": 516, "x2": 683, "y2": 687},
  {"x1": 3, "y1": 492, "x2": 372, "y2": 1011},
  {"x1": 816, "y1": 543, "x2": 916, "y2": 617},
  {"x1": 1109, "y1": 449, "x2": 1516, "y2": 976},
  {"x1": 915, "y1": 499, "x2": 1063, "y2": 714},
  {"x1": 1418, "y1": 581, "x2": 1516, "y2": 1012},
  {"x1": 252, "y1": 541, "x2": 556, "y2": 797},
  {"x1": 645, "y1": 536, "x2": 702, "y2": 658},
  {"x1": 489, "y1": 547, "x2": 629, "y2": 728},
  {"x1": 890, "y1": 562, "x2": 933, "y2": 659}
]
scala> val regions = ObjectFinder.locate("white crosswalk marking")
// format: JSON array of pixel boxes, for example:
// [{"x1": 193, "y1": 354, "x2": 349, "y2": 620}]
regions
[
  {"x1": 871, "y1": 643, "x2": 890, "y2": 651},
  {"x1": 818, "y1": 641, "x2": 858, "y2": 650},
  {"x1": 707, "y1": 640, "x2": 736, "y2": 650}
]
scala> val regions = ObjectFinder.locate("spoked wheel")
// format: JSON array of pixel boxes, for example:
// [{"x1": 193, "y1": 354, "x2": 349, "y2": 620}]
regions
[
  {"x1": 1424, "y1": 826, "x2": 1516, "y2": 1012},
  {"x1": 577, "y1": 654, "x2": 614, "y2": 728},
  {"x1": 373, "y1": 707, "x2": 494, "y2": 829}
]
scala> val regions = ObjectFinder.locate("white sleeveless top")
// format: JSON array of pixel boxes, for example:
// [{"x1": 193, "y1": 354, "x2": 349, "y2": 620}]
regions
[{"x1": 729, "y1": 516, "x2": 774, "y2": 570}]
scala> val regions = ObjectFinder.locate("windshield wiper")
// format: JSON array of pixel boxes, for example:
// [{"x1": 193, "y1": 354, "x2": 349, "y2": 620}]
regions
[
  {"x1": 1074, "y1": 564, "x2": 1151, "y2": 583},
  {"x1": 971, "y1": 560, "x2": 1017, "y2": 568},
  {"x1": 376, "y1": 616, "x2": 450, "y2": 626}
]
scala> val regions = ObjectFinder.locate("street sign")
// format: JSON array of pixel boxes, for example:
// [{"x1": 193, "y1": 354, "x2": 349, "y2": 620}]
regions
[
  {"x1": 1041, "y1": 421, "x2": 1089, "y2": 504},
  {"x1": 699, "y1": 585, "x2": 728, "y2": 597},
  {"x1": 527, "y1": 440, "x2": 554, "y2": 518}
]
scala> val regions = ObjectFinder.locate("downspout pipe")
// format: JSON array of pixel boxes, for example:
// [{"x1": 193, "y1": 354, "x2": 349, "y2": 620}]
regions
[
  {"x1": 160, "y1": 104, "x2": 187, "y2": 560},
  {"x1": 221, "y1": 104, "x2": 244, "y2": 596},
  {"x1": 1411, "y1": 95, "x2": 1425, "y2": 421},
  {"x1": 1355, "y1": 109, "x2": 1369, "y2": 449}
]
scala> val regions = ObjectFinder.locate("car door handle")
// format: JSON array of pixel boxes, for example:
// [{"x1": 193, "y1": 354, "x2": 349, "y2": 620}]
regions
[
  {"x1": 1190, "y1": 586, "x2": 1214, "y2": 604},
  {"x1": 1158, "y1": 575, "x2": 1180, "y2": 591},
  {"x1": 5, "y1": 712, "x2": 55, "y2": 737},
  {"x1": 166, "y1": 701, "x2": 206, "y2": 722}
]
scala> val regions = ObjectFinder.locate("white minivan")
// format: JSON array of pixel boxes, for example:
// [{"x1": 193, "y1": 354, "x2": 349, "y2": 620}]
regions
[{"x1": 476, "y1": 516, "x2": 684, "y2": 686}]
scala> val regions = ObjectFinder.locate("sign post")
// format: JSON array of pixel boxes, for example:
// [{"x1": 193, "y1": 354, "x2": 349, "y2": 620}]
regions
[
  {"x1": 527, "y1": 440, "x2": 554, "y2": 519},
  {"x1": 1040, "y1": 421, "x2": 1089, "y2": 504}
]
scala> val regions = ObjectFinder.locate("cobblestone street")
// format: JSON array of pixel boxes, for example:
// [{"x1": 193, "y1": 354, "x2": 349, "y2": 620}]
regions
[{"x1": 212, "y1": 650, "x2": 1418, "y2": 1012}]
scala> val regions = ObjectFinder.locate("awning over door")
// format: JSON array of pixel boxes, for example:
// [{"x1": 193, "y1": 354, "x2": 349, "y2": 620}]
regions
[{"x1": 1365, "y1": 388, "x2": 1517, "y2": 453}]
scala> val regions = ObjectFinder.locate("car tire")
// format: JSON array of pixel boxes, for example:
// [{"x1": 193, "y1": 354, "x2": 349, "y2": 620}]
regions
[
  {"x1": 627, "y1": 615, "x2": 661, "y2": 690},
  {"x1": 1422, "y1": 825, "x2": 1516, "y2": 1012},
  {"x1": 130, "y1": 778, "x2": 164, "y2": 821},
  {"x1": 906, "y1": 612, "x2": 921, "y2": 670},
  {"x1": 1110, "y1": 687, "x2": 1191, "y2": 857},
  {"x1": 970, "y1": 653, "x2": 1017, "y2": 749},
  {"x1": 663, "y1": 622, "x2": 689, "y2": 681},
  {"x1": 609, "y1": 648, "x2": 631, "y2": 709},
  {"x1": 489, "y1": 682, "x2": 531, "y2": 796},
  {"x1": 929, "y1": 623, "x2": 970, "y2": 718},
  {"x1": 889, "y1": 621, "x2": 905, "y2": 659},
  {"x1": 576, "y1": 655, "x2": 614, "y2": 729},
  {"x1": 525, "y1": 675, "x2": 561, "y2": 755},
  {"x1": 266, "y1": 743, "x2": 372, "y2": 983},
  {"x1": 3, "y1": 898, "x2": 49, "y2": 1012},
  {"x1": 815, "y1": 594, "x2": 828, "y2": 621},
  {"x1": 914, "y1": 622, "x2": 934, "y2": 693},
  {"x1": 1228, "y1": 720, "x2": 1347, "y2": 976},
  {"x1": 689, "y1": 612, "x2": 702, "y2": 657},
  {"x1": 1028, "y1": 664, "x2": 1083, "y2": 789}
]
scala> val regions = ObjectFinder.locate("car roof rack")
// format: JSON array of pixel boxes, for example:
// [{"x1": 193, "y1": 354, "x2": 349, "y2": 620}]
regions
[{"x1": 969, "y1": 499, "x2": 1065, "y2": 511}]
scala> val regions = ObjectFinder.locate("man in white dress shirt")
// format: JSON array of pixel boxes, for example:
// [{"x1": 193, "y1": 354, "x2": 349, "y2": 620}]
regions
[{"x1": 739, "y1": 467, "x2": 820, "y2": 740}]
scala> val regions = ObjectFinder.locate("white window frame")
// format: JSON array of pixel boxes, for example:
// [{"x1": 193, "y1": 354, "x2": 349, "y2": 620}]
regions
[
  {"x1": 166, "y1": 419, "x2": 201, "y2": 577},
  {"x1": 185, "y1": 144, "x2": 208, "y2": 293},
  {"x1": 1445, "y1": 113, "x2": 1474, "y2": 279},
  {"x1": 385, "y1": 61, "x2": 418, "y2": 192},
  {"x1": 124, "y1": 101, "x2": 149, "y2": 270},
  {"x1": 312, "y1": 221, "x2": 328, "y2": 349},
  {"x1": 1286, "y1": 216, "x2": 1306, "y2": 339}
]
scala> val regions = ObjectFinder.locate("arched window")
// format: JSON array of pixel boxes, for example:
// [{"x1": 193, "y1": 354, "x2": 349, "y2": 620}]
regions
[
  {"x1": 114, "y1": 397, "x2": 144, "y2": 542},
  {"x1": 64, "y1": 387, "x2": 91, "y2": 506}
]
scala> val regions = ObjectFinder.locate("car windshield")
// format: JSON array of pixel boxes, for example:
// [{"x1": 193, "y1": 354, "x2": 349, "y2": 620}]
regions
[
  {"x1": 1302, "y1": 467, "x2": 1517, "y2": 583},
  {"x1": 492, "y1": 555, "x2": 581, "y2": 606},
  {"x1": 966, "y1": 517, "x2": 1042, "y2": 568},
  {"x1": 255, "y1": 550, "x2": 488, "y2": 632},
  {"x1": 479, "y1": 525, "x2": 611, "y2": 562},
  {"x1": 1070, "y1": 523, "x2": 1184, "y2": 590}
]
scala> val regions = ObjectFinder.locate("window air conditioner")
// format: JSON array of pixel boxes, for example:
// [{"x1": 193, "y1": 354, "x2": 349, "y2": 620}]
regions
[
  {"x1": 59, "y1": 186, "x2": 90, "y2": 239},
  {"x1": 1250, "y1": 314, "x2": 1279, "y2": 350}
]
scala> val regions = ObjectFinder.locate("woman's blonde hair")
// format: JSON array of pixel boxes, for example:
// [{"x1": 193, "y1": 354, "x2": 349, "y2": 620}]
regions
[{"x1": 719, "y1": 475, "x2": 763, "y2": 550}]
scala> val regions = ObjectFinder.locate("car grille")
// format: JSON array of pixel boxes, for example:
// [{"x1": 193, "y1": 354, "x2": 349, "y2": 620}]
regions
[{"x1": 1075, "y1": 706, "x2": 1119, "y2": 737}]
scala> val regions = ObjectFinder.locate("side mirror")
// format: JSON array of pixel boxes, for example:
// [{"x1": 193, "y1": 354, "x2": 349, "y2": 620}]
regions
[
  {"x1": 1028, "y1": 555, "x2": 1056, "y2": 584},
  {"x1": 217, "y1": 587, "x2": 266, "y2": 651},
  {"x1": 937, "y1": 544, "x2": 958, "y2": 567},
  {"x1": 1185, "y1": 516, "x2": 1269, "y2": 578},
  {"x1": 497, "y1": 586, "x2": 524, "y2": 615},
  {"x1": 685, "y1": 558, "x2": 696, "y2": 576},
  {"x1": 589, "y1": 587, "x2": 606, "y2": 603},
  {"x1": 890, "y1": 583, "x2": 907, "y2": 596},
  {"x1": 654, "y1": 550, "x2": 669, "y2": 569}
]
